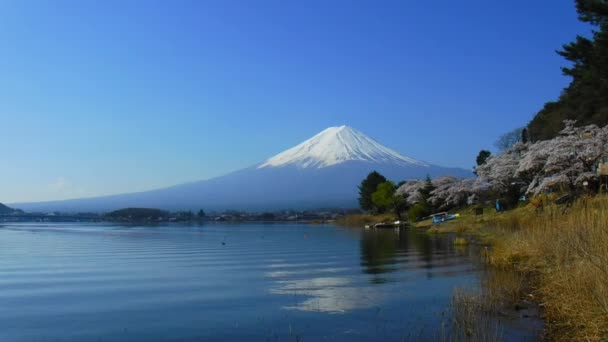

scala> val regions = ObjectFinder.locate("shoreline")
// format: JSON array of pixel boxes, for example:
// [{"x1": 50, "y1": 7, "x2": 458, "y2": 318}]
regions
[
  {"x1": 416, "y1": 197, "x2": 608, "y2": 340},
  {"x1": 339, "y1": 196, "x2": 608, "y2": 340}
]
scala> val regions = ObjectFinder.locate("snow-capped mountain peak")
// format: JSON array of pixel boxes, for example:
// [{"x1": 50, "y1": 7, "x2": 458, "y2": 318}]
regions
[{"x1": 258, "y1": 125, "x2": 428, "y2": 169}]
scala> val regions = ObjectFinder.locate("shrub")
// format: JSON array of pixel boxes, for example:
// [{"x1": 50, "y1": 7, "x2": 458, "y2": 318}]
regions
[{"x1": 408, "y1": 203, "x2": 430, "y2": 222}]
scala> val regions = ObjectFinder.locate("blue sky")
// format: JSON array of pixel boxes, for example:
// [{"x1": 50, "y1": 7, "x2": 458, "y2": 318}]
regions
[{"x1": 1, "y1": 0, "x2": 590, "y2": 202}]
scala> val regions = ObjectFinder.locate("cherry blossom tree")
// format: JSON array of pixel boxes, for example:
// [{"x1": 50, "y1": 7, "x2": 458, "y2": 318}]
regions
[
  {"x1": 396, "y1": 121, "x2": 608, "y2": 211},
  {"x1": 396, "y1": 176, "x2": 479, "y2": 210},
  {"x1": 428, "y1": 177, "x2": 478, "y2": 209},
  {"x1": 396, "y1": 179, "x2": 425, "y2": 205},
  {"x1": 474, "y1": 143, "x2": 524, "y2": 194},
  {"x1": 524, "y1": 121, "x2": 608, "y2": 194}
]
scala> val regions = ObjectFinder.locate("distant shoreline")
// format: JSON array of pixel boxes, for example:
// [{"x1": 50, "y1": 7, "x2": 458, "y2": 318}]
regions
[{"x1": 0, "y1": 215, "x2": 339, "y2": 225}]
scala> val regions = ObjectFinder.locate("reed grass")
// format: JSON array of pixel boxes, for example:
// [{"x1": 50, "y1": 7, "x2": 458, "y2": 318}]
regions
[
  {"x1": 485, "y1": 196, "x2": 608, "y2": 340},
  {"x1": 420, "y1": 197, "x2": 608, "y2": 339},
  {"x1": 447, "y1": 288, "x2": 504, "y2": 342},
  {"x1": 443, "y1": 270, "x2": 536, "y2": 342},
  {"x1": 341, "y1": 198, "x2": 608, "y2": 339}
]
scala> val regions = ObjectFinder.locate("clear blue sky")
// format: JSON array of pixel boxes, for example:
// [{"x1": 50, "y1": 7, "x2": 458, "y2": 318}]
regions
[{"x1": 1, "y1": 0, "x2": 590, "y2": 203}]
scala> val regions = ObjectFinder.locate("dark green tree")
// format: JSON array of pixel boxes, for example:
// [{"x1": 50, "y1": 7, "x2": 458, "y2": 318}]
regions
[
  {"x1": 407, "y1": 175, "x2": 436, "y2": 218},
  {"x1": 476, "y1": 150, "x2": 492, "y2": 166},
  {"x1": 197, "y1": 209, "x2": 206, "y2": 218},
  {"x1": 371, "y1": 181, "x2": 408, "y2": 219},
  {"x1": 408, "y1": 203, "x2": 431, "y2": 222},
  {"x1": 393, "y1": 195, "x2": 408, "y2": 220},
  {"x1": 260, "y1": 212, "x2": 275, "y2": 220},
  {"x1": 371, "y1": 182, "x2": 396, "y2": 213},
  {"x1": 419, "y1": 175, "x2": 435, "y2": 201},
  {"x1": 358, "y1": 171, "x2": 387, "y2": 211},
  {"x1": 528, "y1": 0, "x2": 608, "y2": 141}
]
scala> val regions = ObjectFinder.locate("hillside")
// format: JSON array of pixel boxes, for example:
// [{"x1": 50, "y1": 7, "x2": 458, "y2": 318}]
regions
[
  {"x1": 0, "y1": 203, "x2": 18, "y2": 214},
  {"x1": 527, "y1": 1, "x2": 608, "y2": 141}
]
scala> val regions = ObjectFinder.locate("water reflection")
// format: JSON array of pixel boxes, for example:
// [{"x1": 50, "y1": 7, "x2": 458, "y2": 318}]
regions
[
  {"x1": 269, "y1": 228, "x2": 474, "y2": 314},
  {"x1": 269, "y1": 276, "x2": 384, "y2": 314},
  {"x1": 0, "y1": 223, "x2": 486, "y2": 341},
  {"x1": 360, "y1": 228, "x2": 457, "y2": 282},
  {"x1": 359, "y1": 230, "x2": 401, "y2": 279}
]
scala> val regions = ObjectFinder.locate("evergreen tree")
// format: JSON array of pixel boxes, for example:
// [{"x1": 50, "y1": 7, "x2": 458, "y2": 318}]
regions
[
  {"x1": 528, "y1": 0, "x2": 608, "y2": 140},
  {"x1": 413, "y1": 175, "x2": 435, "y2": 217},
  {"x1": 476, "y1": 150, "x2": 492, "y2": 166},
  {"x1": 197, "y1": 209, "x2": 206, "y2": 218},
  {"x1": 393, "y1": 195, "x2": 408, "y2": 220},
  {"x1": 358, "y1": 171, "x2": 387, "y2": 211},
  {"x1": 419, "y1": 174, "x2": 435, "y2": 200}
]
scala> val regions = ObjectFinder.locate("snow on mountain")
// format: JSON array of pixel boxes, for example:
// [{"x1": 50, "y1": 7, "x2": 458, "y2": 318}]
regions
[
  {"x1": 259, "y1": 125, "x2": 428, "y2": 169},
  {"x1": 12, "y1": 125, "x2": 472, "y2": 212}
]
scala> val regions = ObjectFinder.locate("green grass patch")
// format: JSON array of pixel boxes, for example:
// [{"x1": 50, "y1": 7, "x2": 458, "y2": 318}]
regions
[{"x1": 453, "y1": 237, "x2": 469, "y2": 246}]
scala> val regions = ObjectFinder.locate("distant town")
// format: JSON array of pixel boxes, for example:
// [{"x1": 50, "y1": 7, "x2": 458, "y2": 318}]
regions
[{"x1": 0, "y1": 204, "x2": 355, "y2": 224}]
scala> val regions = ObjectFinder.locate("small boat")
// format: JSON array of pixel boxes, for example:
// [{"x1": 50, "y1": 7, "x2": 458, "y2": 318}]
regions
[
  {"x1": 371, "y1": 220, "x2": 407, "y2": 229},
  {"x1": 430, "y1": 212, "x2": 460, "y2": 225}
]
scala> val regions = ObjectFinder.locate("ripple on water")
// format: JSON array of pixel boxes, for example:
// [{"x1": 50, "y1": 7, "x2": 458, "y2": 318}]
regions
[{"x1": 0, "y1": 223, "x2": 484, "y2": 341}]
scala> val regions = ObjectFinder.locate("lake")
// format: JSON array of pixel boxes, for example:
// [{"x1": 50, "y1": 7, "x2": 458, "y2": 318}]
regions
[{"x1": 0, "y1": 223, "x2": 539, "y2": 341}]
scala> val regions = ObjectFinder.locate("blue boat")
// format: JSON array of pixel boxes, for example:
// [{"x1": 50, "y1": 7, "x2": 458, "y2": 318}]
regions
[{"x1": 431, "y1": 212, "x2": 459, "y2": 225}]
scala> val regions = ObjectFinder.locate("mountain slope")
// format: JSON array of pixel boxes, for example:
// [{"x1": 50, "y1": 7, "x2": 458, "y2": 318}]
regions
[
  {"x1": 0, "y1": 203, "x2": 16, "y2": 214},
  {"x1": 12, "y1": 126, "x2": 472, "y2": 212},
  {"x1": 259, "y1": 126, "x2": 427, "y2": 168}
]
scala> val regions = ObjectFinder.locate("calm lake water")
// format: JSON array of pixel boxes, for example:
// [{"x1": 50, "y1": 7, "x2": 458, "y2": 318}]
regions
[{"x1": 0, "y1": 223, "x2": 538, "y2": 341}]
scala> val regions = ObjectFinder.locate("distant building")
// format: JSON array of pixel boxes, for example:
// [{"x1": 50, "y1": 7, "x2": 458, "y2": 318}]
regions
[{"x1": 597, "y1": 151, "x2": 608, "y2": 192}]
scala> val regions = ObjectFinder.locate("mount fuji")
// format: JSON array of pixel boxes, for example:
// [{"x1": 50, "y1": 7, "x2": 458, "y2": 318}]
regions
[
  {"x1": 258, "y1": 126, "x2": 428, "y2": 169},
  {"x1": 13, "y1": 126, "x2": 472, "y2": 212}
]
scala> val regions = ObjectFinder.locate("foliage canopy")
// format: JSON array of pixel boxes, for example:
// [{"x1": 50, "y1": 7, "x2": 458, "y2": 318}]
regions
[
  {"x1": 528, "y1": 0, "x2": 608, "y2": 141},
  {"x1": 358, "y1": 171, "x2": 387, "y2": 211}
]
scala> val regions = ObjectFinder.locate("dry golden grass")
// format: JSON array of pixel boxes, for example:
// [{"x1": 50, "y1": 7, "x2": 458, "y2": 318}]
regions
[
  {"x1": 485, "y1": 196, "x2": 608, "y2": 341},
  {"x1": 341, "y1": 199, "x2": 608, "y2": 339},
  {"x1": 453, "y1": 237, "x2": 469, "y2": 246},
  {"x1": 419, "y1": 198, "x2": 608, "y2": 339},
  {"x1": 435, "y1": 268, "x2": 539, "y2": 342},
  {"x1": 447, "y1": 288, "x2": 504, "y2": 341}
]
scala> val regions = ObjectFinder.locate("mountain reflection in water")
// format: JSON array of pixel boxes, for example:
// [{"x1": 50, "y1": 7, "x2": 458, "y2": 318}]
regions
[
  {"x1": 360, "y1": 228, "x2": 467, "y2": 282},
  {"x1": 268, "y1": 228, "x2": 476, "y2": 314},
  {"x1": 0, "y1": 223, "x2": 480, "y2": 341}
]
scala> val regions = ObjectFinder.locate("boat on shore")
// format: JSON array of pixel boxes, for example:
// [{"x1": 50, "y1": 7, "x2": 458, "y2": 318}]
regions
[
  {"x1": 427, "y1": 212, "x2": 460, "y2": 225},
  {"x1": 365, "y1": 220, "x2": 407, "y2": 229}
]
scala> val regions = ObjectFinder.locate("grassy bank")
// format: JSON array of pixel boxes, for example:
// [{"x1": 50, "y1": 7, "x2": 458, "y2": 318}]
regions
[
  {"x1": 431, "y1": 197, "x2": 608, "y2": 340},
  {"x1": 339, "y1": 200, "x2": 608, "y2": 339},
  {"x1": 482, "y1": 196, "x2": 608, "y2": 340},
  {"x1": 415, "y1": 207, "x2": 501, "y2": 247}
]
